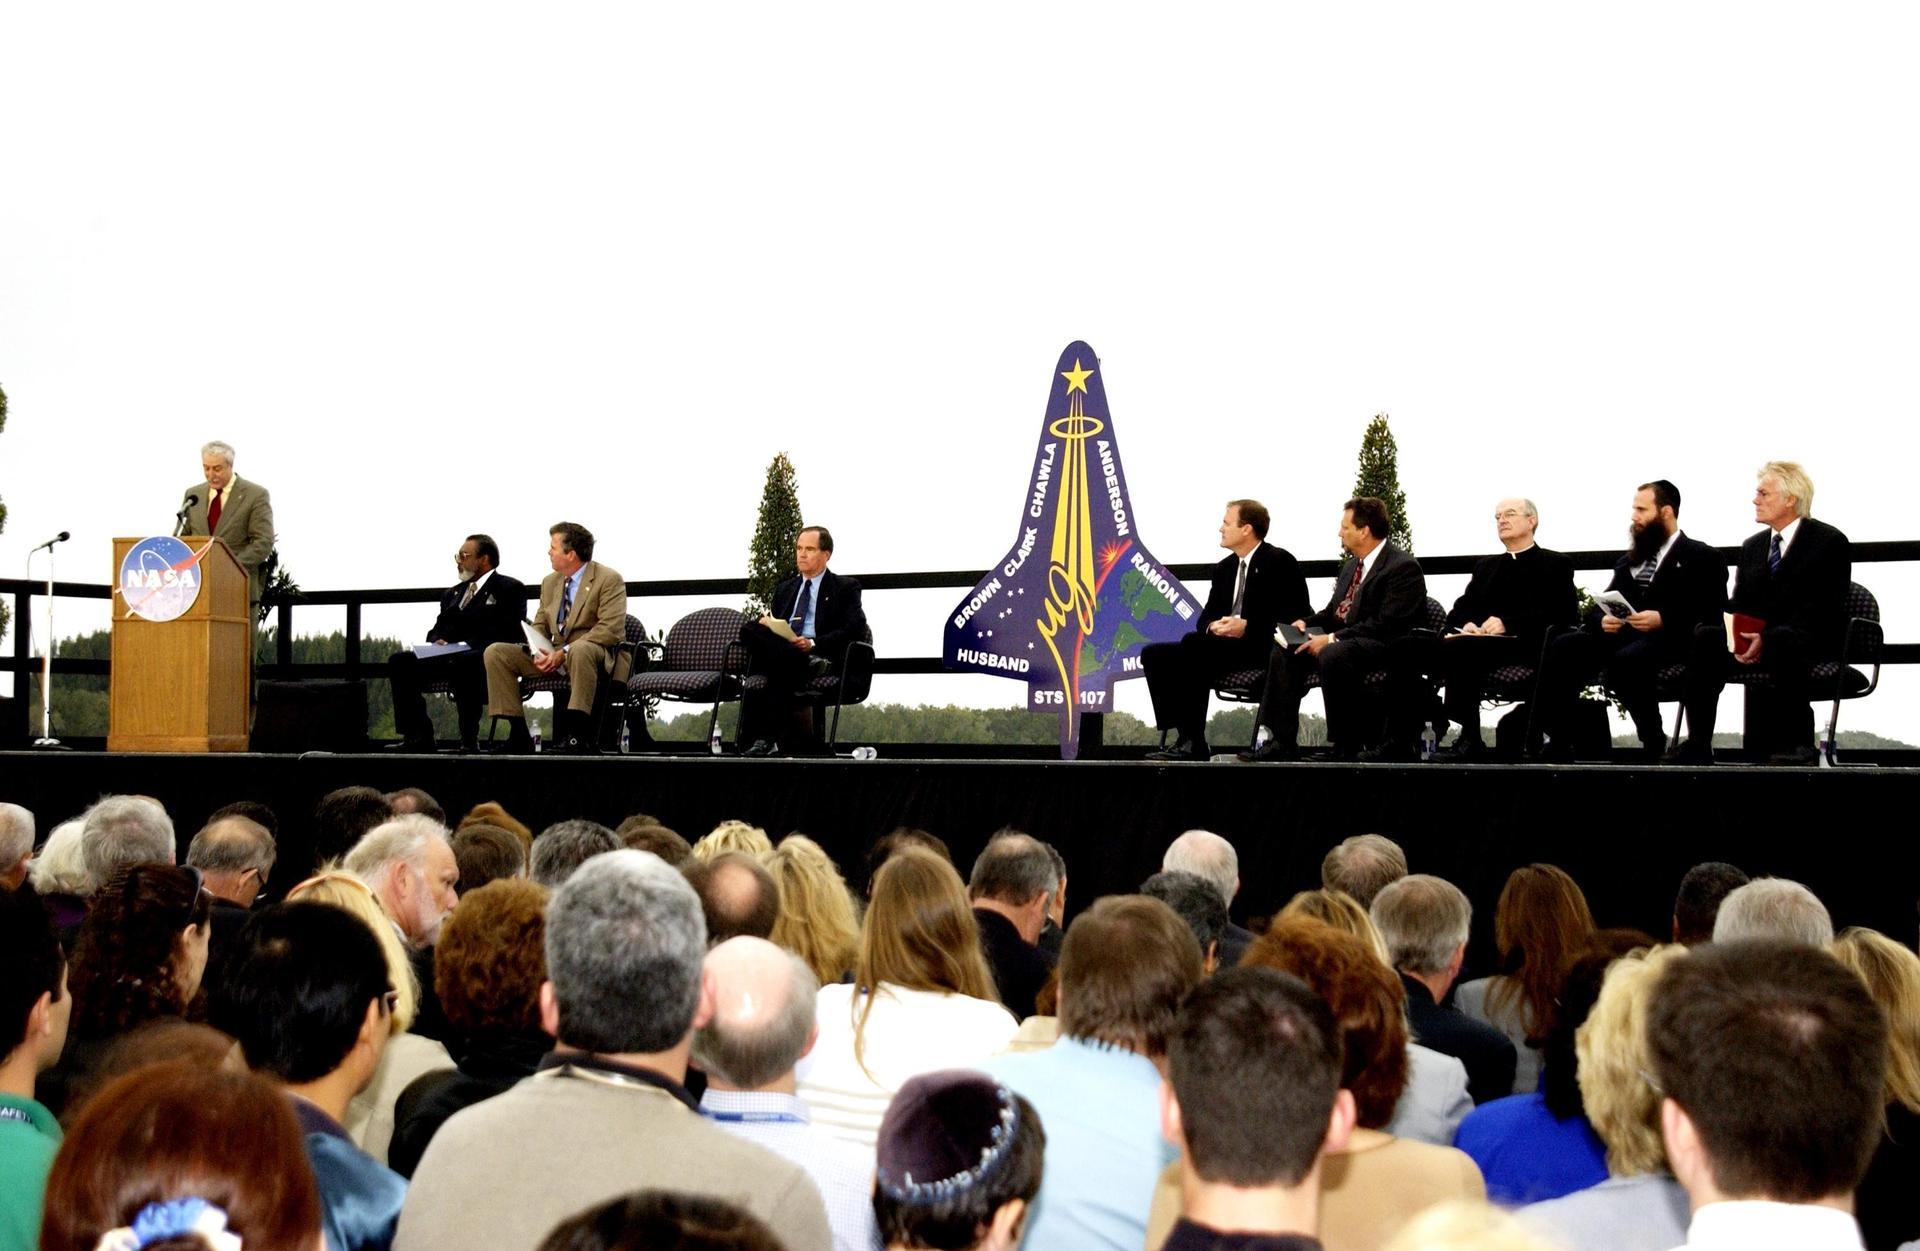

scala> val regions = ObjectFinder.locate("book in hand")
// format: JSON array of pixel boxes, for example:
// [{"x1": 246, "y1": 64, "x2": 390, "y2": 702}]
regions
[
  {"x1": 1725, "y1": 612, "x2": 1767, "y2": 652},
  {"x1": 409, "y1": 642, "x2": 471, "y2": 659},
  {"x1": 1273, "y1": 622, "x2": 1325, "y2": 647},
  {"x1": 522, "y1": 622, "x2": 557, "y2": 655},
  {"x1": 757, "y1": 616, "x2": 799, "y2": 642},
  {"x1": 1591, "y1": 590, "x2": 1636, "y2": 619}
]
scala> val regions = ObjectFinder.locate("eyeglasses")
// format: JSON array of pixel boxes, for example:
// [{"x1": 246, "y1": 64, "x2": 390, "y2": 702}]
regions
[
  {"x1": 1493, "y1": 510, "x2": 1525, "y2": 521},
  {"x1": 178, "y1": 866, "x2": 206, "y2": 926},
  {"x1": 380, "y1": 990, "x2": 400, "y2": 1016}
]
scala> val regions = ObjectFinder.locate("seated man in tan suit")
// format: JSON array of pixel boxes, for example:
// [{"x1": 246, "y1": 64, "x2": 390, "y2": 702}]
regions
[{"x1": 484, "y1": 521, "x2": 627, "y2": 755}]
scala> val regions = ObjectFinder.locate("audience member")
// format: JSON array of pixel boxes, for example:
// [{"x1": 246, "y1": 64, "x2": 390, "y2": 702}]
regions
[
  {"x1": 1454, "y1": 864, "x2": 1596, "y2": 1094},
  {"x1": 617, "y1": 817, "x2": 693, "y2": 866},
  {"x1": 315, "y1": 786, "x2": 395, "y2": 869},
  {"x1": 684, "y1": 851, "x2": 782, "y2": 944},
  {"x1": 457, "y1": 802, "x2": 533, "y2": 861},
  {"x1": 390, "y1": 879, "x2": 551, "y2": 1178},
  {"x1": 1517, "y1": 945, "x2": 1692, "y2": 1251},
  {"x1": 450, "y1": 822, "x2": 526, "y2": 894},
  {"x1": 396, "y1": 850, "x2": 831, "y2": 1251},
  {"x1": 1321, "y1": 834, "x2": 1409, "y2": 908},
  {"x1": 693, "y1": 820, "x2": 775, "y2": 862},
  {"x1": 185, "y1": 812, "x2": 277, "y2": 964},
  {"x1": 55, "y1": 1020, "x2": 239, "y2": 1122},
  {"x1": 535, "y1": 1191, "x2": 784, "y2": 1251},
  {"x1": 38, "y1": 1060, "x2": 323, "y2": 1251},
  {"x1": 530, "y1": 819, "x2": 621, "y2": 889},
  {"x1": 1649, "y1": 940, "x2": 1886, "y2": 1251},
  {"x1": 0, "y1": 887, "x2": 68, "y2": 1250},
  {"x1": 693, "y1": 937, "x2": 880, "y2": 1251},
  {"x1": 1152, "y1": 967, "x2": 1355, "y2": 1251},
  {"x1": 969, "y1": 832, "x2": 1060, "y2": 1019},
  {"x1": 0, "y1": 802, "x2": 33, "y2": 889},
  {"x1": 1163, "y1": 830, "x2": 1255, "y2": 966},
  {"x1": 799, "y1": 848, "x2": 1018, "y2": 1148},
  {"x1": 1671, "y1": 862, "x2": 1750, "y2": 945},
  {"x1": 1036, "y1": 840, "x2": 1069, "y2": 959},
  {"x1": 766, "y1": 834, "x2": 862, "y2": 984},
  {"x1": 873, "y1": 1070, "x2": 1045, "y2": 1251},
  {"x1": 1829, "y1": 928, "x2": 1920, "y2": 1251},
  {"x1": 863, "y1": 827, "x2": 952, "y2": 897},
  {"x1": 1381, "y1": 1201, "x2": 1559, "y2": 1251},
  {"x1": 208, "y1": 799, "x2": 280, "y2": 838},
  {"x1": 344, "y1": 816, "x2": 460, "y2": 1044},
  {"x1": 28, "y1": 818, "x2": 90, "y2": 936},
  {"x1": 1371, "y1": 875, "x2": 1517, "y2": 1105},
  {"x1": 982, "y1": 896, "x2": 1200, "y2": 1250},
  {"x1": 385, "y1": 788, "x2": 448, "y2": 825},
  {"x1": 79, "y1": 795, "x2": 175, "y2": 894},
  {"x1": 1142, "y1": 870, "x2": 1229, "y2": 974},
  {"x1": 1279, "y1": 889, "x2": 1390, "y2": 963},
  {"x1": 1711, "y1": 877, "x2": 1833, "y2": 945}
]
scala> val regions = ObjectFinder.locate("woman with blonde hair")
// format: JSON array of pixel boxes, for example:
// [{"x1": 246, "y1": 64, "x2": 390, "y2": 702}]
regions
[
  {"x1": 1831, "y1": 928, "x2": 1920, "y2": 1251},
  {"x1": 796, "y1": 848, "x2": 1017, "y2": 1147},
  {"x1": 766, "y1": 833, "x2": 861, "y2": 984},
  {"x1": 1454, "y1": 864, "x2": 1595, "y2": 1093},
  {"x1": 288, "y1": 870, "x2": 453, "y2": 1164},
  {"x1": 692, "y1": 819, "x2": 775, "y2": 862}
]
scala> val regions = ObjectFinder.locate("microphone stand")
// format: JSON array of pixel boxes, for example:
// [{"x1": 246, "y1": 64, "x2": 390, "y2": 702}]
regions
[{"x1": 27, "y1": 543, "x2": 66, "y2": 749}]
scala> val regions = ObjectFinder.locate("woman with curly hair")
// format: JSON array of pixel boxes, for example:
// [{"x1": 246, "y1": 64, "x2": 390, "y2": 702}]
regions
[{"x1": 767, "y1": 834, "x2": 861, "y2": 985}]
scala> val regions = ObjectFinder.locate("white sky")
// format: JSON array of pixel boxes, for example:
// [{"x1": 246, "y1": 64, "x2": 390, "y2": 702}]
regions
[{"x1": 3, "y1": 3, "x2": 1916, "y2": 741}]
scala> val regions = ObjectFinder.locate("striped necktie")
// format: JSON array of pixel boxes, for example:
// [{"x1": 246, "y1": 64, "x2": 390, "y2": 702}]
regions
[
  {"x1": 1768, "y1": 532, "x2": 1783, "y2": 576},
  {"x1": 557, "y1": 577, "x2": 574, "y2": 633}
]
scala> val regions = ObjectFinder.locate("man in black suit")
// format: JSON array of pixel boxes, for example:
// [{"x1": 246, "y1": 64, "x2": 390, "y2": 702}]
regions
[
  {"x1": 1241, "y1": 496, "x2": 1427, "y2": 761},
  {"x1": 1677, "y1": 462, "x2": 1851, "y2": 765},
  {"x1": 738, "y1": 525, "x2": 868, "y2": 756},
  {"x1": 387, "y1": 534, "x2": 528, "y2": 752},
  {"x1": 1430, "y1": 498, "x2": 1577, "y2": 757},
  {"x1": 1529, "y1": 481, "x2": 1727, "y2": 761},
  {"x1": 1143, "y1": 499, "x2": 1309, "y2": 761},
  {"x1": 966, "y1": 833, "x2": 1057, "y2": 1020},
  {"x1": 1371, "y1": 874, "x2": 1517, "y2": 1106}
]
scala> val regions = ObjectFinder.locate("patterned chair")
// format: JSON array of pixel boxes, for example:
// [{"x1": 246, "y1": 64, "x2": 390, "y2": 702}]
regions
[
  {"x1": 508, "y1": 613, "x2": 648, "y2": 750},
  {"x1": 624, "y1": 607, "x2": 751, "y2": 749},
  {"x1": 738, "y1": 625, "x2": 877, "y2": 749}
]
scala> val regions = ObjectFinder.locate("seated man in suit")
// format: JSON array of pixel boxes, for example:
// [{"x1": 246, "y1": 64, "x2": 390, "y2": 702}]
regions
[
  {"x1": 1430, "y1": 498, "x2": 1576, "y2": 758},
  {"x1": 484, "y1": 522, "x2": 627, "y2": 755},
  {"x1": 387, "y1": 534, "x2": 528, "y2": 753},
  {"x1": 737, "y1": 525, "x2": 867, "y2": 757},
  {"x1": 1240, "y1": 496, "x2": 1427, "y2": 762},
  {"x1": 1529, "y1": 480, "x2": 1726, "y2": 761},
  {"x1": 1142, "y1": 499, "x2": 1309, "y2": 762},
  {"x1": 179, "y1": 439, "x2": 276, "y2": 619},
  {"x1": 1678, "y1": 462, "x2": 1851, "y2": 765}
]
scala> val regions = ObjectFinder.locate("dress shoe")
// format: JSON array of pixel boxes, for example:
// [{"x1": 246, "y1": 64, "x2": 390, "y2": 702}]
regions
[
  {"x1": 1356, "y1": 742, "x2": 1415, "y2": 763},
  {"x1": 743, "y1": 739, "x2": 780, "y2": 758},
  {"x1": 1665, "y1": 739, "x2": 1714, "y2": 766},
  {"x1": 1767, "y1": 744, "x2": 1820, "y2": 767},
  {"x1": 1439, "y1": 739, "x2": 1491, "y2": 761},
  {"x1": 1638, "y1": 730, "x2": 1668, "y2": 761},
  {"x1": 1236, "y1": 740, "x2": 1298, "y2": 763},
  {"x1": 1146, "y1": 738, "x2": 1208, "y2": 762},
  {"x1": 1525, "y1": 742, "x2": 1574, "y2": 764},
  {"x1": 385, "y1": 737, "x2": 435, "y2": 753}
]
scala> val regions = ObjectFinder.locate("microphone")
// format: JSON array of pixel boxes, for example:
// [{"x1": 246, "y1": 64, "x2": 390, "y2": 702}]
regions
[
  {"x1": 174, "y1": 494, "x2": 199, "y2": 538},
  {"x1": 31, "y1": 531, "x2": 70, "y2": 552}
]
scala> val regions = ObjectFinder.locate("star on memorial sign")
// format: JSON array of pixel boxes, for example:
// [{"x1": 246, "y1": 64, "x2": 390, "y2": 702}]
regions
[{"x1": 1060, "y1": 358, "x2": 1094, "y2": 394}]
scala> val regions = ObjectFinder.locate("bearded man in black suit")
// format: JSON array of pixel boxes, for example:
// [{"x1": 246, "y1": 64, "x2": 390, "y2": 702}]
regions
[{"x1": 387, "y1": 534, "x2": 527, "y2": 753}]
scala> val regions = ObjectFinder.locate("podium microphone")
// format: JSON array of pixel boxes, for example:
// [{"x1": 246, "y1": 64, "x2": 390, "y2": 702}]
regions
[
  {"x1": 174, "y1": 494, "x2": 199, "y2": 537},
  {"x1": 31, "y1": 531, "x2": 70, "y2": 552}
]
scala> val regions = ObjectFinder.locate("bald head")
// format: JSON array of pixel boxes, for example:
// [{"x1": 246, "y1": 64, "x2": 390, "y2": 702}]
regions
[
  {"x1": 682, "y1": 853, "x2": 780, "y2": 944},
  {"x1": 185, "y1": 815, "x2": 278, "y2": 907},
  {"x1": 692, "y1": 937, "x2": 818, "y2": 1090},
  {"x1": 1162, "y1": 829, "x2": 1238, "y2": 906}
]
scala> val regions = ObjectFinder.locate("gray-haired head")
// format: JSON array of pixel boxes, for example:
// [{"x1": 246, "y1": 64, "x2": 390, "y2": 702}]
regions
[
  {"x1": 0, "y1": 803, "x2": 34, "y2": 875},
  {"x1": 80, "y1": 795, "x2": 176, "y2": 891},
  {"x1": 1162, "y1": 830, "x2": 1239, "y2": 907},
  {"x1": 530, "y1": 819, "x2": 621, "y2": 889},
  {"x1": 1370, "y1": 874, "x2": 1471, "y2": 975},
  {"x1": 1140, "y1": 870, "x2": 1228, "y2": 960},
  {"x1": 28, "y1": 819, "x2": 89, "y2": 896},
  {"x1": 342, "y1": 813, "x2": 449, "y2": 882},
  {"x1": 185, "y1": 815, "x2": 277, "y2": 879},
  {"x1": 546, "y1": 849, "x2": 708, "y2": 1054},
  {"x1": 968, "y1": 831, "x2": 1058, "y2": 908},
  {"x1": 1321, "y1": 834, "x2": 1409, "y2": 908},
  {"x1": 1712, "y1": 878, "x2": 1834, "y2": 946},
  {"x1": 201, "y1": 440, "x2": 236, "y2": 466},
  {"x1": 691, "y1": 936, "x2": 818, "y2": 1089}
]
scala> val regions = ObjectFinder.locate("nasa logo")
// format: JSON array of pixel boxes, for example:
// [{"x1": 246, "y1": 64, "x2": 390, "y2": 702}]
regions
[{"x1": 118, "y1": 536, "x2": 206, "y2": 623}]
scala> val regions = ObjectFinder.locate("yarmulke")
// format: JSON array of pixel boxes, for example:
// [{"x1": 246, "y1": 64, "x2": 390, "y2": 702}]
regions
[{"x1": 875, "y1": 1070, "x2": 1021, "y2": 1203}]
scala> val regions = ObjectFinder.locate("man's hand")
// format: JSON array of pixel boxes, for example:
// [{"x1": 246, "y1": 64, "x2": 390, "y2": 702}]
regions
[
  {"x1": 431, "y1": 638, "x2": 448, "y2": 646},
  {"x1": 1208, "y1": 616, "x2": 1247, "y2": 639},
  {"x1": 1299, "y1": 633, "x2": 1334, "y2": 656},
  {"x1": 1600, "y1": 614, "x2": 1624, "y2": 634},
  {"x1": 1735, "y1": 631, "x2": 1764, "y2": 665},
  {"x1": 1626, "y1": 610, "x2": 1663, "y2": 633},
  {"x1": 1480, "y1": 617, "x2": 1507, "y2": 636},
  {"x1": 533, "y1": 648, "x2": 566, "y2": 674},
  {"x1": 793, "y1": 636, "x2": 815, "y2": 653}
]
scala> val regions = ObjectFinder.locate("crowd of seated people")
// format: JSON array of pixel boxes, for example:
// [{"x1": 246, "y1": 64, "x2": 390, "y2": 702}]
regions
[{"x1": 3, "y1": 789, "x2": 1916, "y2": 1251}]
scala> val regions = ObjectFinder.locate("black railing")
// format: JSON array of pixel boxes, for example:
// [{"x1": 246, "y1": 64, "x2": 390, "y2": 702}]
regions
[{"x1": 8, "y1": 541, "x2": 1920, "y2": 744}]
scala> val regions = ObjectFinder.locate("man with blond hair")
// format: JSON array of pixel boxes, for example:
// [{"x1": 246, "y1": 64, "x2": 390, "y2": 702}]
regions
[{"x1": 1678, "y1": 462, "x2": 1852, "y2": 765}]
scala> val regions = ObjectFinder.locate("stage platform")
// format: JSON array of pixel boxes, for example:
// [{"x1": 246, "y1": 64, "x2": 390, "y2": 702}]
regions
[{"x1": 6, "y1": 749, "x2": 1915, "y2": 950}]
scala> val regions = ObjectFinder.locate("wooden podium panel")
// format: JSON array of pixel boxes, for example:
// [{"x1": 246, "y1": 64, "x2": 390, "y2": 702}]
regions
[{"x1": 109, "y1": 537, "x2": 252, "y2": 752}]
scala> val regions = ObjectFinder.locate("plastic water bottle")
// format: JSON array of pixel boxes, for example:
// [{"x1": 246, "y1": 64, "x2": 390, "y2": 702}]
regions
[
  {"x1": 852, "y1": 746, "x2": 877, "y2": 761},
  {"x1": 709, "y1": 720, "x2": 724, "y2": 756},
  {"x1": 530, "y1": 717, "x2": 542, "y2": 754},
  {"x1": 618, "y1": 719, "x2": 631, "y2": 755},
  {"x1": 1419, "y1": 721, "x2": 1437, "y2": 762}
]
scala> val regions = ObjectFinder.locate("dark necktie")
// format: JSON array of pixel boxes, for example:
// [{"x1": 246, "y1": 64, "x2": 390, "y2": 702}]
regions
[
  {"x1": 1634, "y1": 559, "x2": 1657, "y2": 592},
  {"x1": 1231, "y1": 561, "x2": 1248, "y2": 617},
  {"x1": 207, "y1": 489, "x2": 223, "y2": 532},
  {"x1": 557, "y1": 577, "x2": 574, "y2": 634},
  {"x1": 1335, "y1": 561, "x2": 1365, "y2": 622},
  {"x1": 1768, "y1": 532, "x2": 1783, "y2": 576},
  {"x1": 789, "y1": 579, "x2": 813, "y2": 634}
]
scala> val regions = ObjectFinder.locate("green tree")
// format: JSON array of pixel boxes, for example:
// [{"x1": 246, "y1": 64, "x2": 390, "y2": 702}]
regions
[
  {"x1": 1351, "y1": 412, "x2": 1413, "y2": 554},
  {"x1": 745, "y1": 453, "x2": 804, "y2": 615}
]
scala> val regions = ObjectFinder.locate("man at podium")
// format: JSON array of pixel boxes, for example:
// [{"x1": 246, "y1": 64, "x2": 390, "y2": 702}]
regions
[{"x1": 178, "y1": 440, "x2": 275, "y2": 617}]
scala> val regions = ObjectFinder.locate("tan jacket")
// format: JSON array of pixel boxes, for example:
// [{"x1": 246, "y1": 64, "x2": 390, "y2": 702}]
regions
[
  {"x1": 534, "y1": 560, "x2": 630, "y2": 679},
  {"x1": 178, "y1": 476, "x2": 275, "y2": 605}
]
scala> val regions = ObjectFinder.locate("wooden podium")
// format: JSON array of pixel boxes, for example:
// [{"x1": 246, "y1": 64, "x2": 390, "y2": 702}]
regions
[{"x1": 109, "y1": 537, "x2": 252, "y2": 752}]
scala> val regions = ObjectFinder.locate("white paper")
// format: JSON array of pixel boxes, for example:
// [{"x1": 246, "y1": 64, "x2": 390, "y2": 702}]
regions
[
  {"x1": 1591, "y1": 589, "x2": 1635, "y2": 619},
  {"x1": 522, "y1": 622, "x2": 556, "y2": 655},
  {"x1": 409, "y1": 641, "x2": 471, "y2": 659}
]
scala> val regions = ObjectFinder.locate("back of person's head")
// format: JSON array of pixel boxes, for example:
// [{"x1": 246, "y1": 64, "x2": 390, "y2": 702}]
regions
[
  {"x1": 1830, "y1": 928, "x2": 1920, "y2": 1115},
  {"x1": 536, "y1": 1190, "x2": 784, "y2": 1251},
  {"x1": 1161, "y1": 829, "x2": 1238, "y2": 906},
  {"x1": 1243, "y1": 916, "x2": 1408, "y2": 1129},
  {"x1": 682, "y1": 852, "x2": 781, "y2": 943},
  {"x1": 435, "y1": 878, "x2": 549, "y2": 1037},
  {"x1": 546, "y1": 849, "x2": 706, "y2": 1054},
  {"x1": 70, "y1": 864, "x2": 212, "y2": 1038},
  {"x1": 766, "y1": 834, "x2": 861, "y2": 985},
  {"x1": 342, "y1": 811, "x2": 445, "y2": 881},
  {"x1": 59, "y1": 1021, "x2": 240, "y2": 1122},
  {"x1": 0, "y1": 885, "x2": 65, "y2": 1061},
  {"x1": 1489, "y1": 864, "x2": 1596, "y2": 1042},
  {"x1": 968, "y1": 831, "x2": 1056, "y2": 908},
  {"x1": 453, "y1": 823, "x2": 527, "y2": 893},
  {"x1": 1378, "y1": 1200, "x2": 1560, "y2": 1251},
  {"x1": 692, "y1": 937, "x2": 818, "y2": 1089},
  {"x1": 0, "y1": 802, "x2": 34, "y2": 881},
  {"x1": 1539, "y1": 929, "x2": 1656, "y2": 1120},
  {"x1": 207, "y1": 800, "x2": 279, "y2": 838},
  {"x1": 1712, "y1": 877, "x2": 1833, "y2": 945},
  {"x1": 41, "y1": 1060, "x2": 322, "y2": 1251},
  {"x1": 530, "y1": 819, "x2": 621, "y2": 889},
  {"x1": 29, "y1": 818, "x2": 91, "y2": 896},
  {"x1": 857, "y1": 848, "x2": 996, "y2": 1003},
  {"x1": 874, "y1": 1070, "x2": 1045, "y2": 1251},
  {"x1": 286, "y1": 870, "x2": 423, "y2": 1033},
  {"x1": 210, "y1": 901, "x2": 392, "y2": 1082},
  {"x1": 1320, "y1": 834, "x2": 1408, "y2": 908},
  {"x1": 460, "y1": 801, "x2": 534, "y2": 856},
  {"x1": 864, "y1": 827, "x2": 952, "y2": 896},
  {"x1": 1058, "y1": 895, "x2": 1202, "y2": 1057},
  {"x1": 1369, "y1": 874, "x2": 1470, "y2": 975},
  {"x1": 312, "y1": 786, "x2": 393, "y2": 868},
  {"x1": 617, "y1": 818, "x2": 693, "y2": 866},
  {"x1": 80, "y1": 795, "x2": 175, "y2": 891},
  {"x1": 184, "y1": 815, "x2": 276, "y2": 884},
  {"x1": 1649, "y1": 939, "x2": 1886, "y2": 1202},
  {"x1": 1139, "y1": 871, "x2": 1228, "y2": 965},
  {"x1": 1279, "y1": 888, "x2": 1392, "y2": 965},
  {"x1": 1672, "y1": 861, "x2": 1750, "y2": 945},
  {"x1": 1577, "y1": 944, "x2": 1688, "y2": 1178},
  {"x1": 692, "y1": 820, "x2": 773, "y2": 863},
  {"x1": 384, "y1": 786, "x2": 447, "y2": 825},
  {"x1": 1169, "y1": 966, "x2": 1346, "y2": 1188}
]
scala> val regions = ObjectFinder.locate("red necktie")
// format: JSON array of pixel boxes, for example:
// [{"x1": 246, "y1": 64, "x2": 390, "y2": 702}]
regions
[
  {"x1": 207, "y1": 489, "x2": 223, "y2": 532},
  {"x1": 1336, "y1": 560, "x2": 1365, "y2": 621}
]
